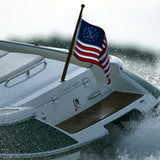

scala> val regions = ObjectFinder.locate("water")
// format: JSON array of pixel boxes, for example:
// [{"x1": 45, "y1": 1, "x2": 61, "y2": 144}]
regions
[
  {"x1": 80, "y1": 53, "x2": 160, "y2": 160},
  {"x1": 80, "y1": 110, "x2": 160, "y2": 160}
]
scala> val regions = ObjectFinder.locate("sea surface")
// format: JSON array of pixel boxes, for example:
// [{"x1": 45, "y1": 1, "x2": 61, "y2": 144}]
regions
[{"x1": 79, "y1": 52, "x2": 160, "y2": 160}]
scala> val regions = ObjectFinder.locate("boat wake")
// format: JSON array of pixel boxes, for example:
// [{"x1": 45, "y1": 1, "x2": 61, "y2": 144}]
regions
[
  {"x1": 81, "y1": 55, "x2": 160, "y2": 160},
  {"x1": 106, "y1": 105, "x2": 160, "y2": 160},
  {"x1": 80, "y1": 104, "x2": 160, "y2": 160}
]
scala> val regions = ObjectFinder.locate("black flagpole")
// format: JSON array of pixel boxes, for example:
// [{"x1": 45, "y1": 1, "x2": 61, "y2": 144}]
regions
[{"x1": 61, "y1": 4, "x2": 85, "y2": 81}]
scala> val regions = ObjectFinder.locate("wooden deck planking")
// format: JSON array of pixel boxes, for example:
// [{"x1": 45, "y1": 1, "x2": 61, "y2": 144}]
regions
[{"x1": 56, "y1": 91, "x2": 142, "y2": 134}]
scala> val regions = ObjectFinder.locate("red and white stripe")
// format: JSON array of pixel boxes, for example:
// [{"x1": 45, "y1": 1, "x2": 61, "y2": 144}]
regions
[
  {"x1": 99, "y1": 36, "x2": 110, "y2": 79},
  {"x1": 74, "y1": 35, "x2": 111, "y2": 84}
]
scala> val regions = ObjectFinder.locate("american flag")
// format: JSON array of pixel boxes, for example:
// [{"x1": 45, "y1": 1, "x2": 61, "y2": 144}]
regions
[{"x1": 73, "y1": 19, "x2": 111, "y2": 84}]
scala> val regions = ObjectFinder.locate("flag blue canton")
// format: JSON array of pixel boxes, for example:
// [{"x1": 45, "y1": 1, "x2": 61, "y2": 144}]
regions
[{"x1": 78, "y1": 20, "x2": 105, "y2": 48}]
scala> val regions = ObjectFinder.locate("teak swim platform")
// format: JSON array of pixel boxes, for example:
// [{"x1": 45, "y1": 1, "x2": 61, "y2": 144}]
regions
[{"x1": 57, "y1": 91, "x2": 143, "y2": 133}]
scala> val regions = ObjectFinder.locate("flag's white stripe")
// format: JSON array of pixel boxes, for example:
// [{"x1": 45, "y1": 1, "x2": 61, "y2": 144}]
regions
[
  {"x1": 101, "y1": 55, "x2": 109, "y2": 66},
  {"x1": 102, "y1": 44, "x2": 105, "y2": 48},
  {"x1": 105, "y1": 68, "x2": 111, "y2": 76},
  {"x1": 77, "y1": 39, "x2": 102, "y2": 52},
  {"x1": 75, "y1": 44, "x2": 100, "y2": 56},
  {"x1": 104, "y1": 62, "x2": 110, "y2": 71},
  {"x1": 74, "y1": 50, "x2": 99, "y2": 62},
  {"x1": 99, "y1": 49, "x2": 108, "y2": 61}
]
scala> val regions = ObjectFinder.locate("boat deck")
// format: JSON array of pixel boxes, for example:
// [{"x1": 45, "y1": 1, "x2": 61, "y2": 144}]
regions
[{"x1": 56, "y1": 91, "x2": 142, "y2": 134}]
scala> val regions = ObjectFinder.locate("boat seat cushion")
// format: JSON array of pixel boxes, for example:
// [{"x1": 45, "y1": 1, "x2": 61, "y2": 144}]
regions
[{"x1": 0, "y1": 51, "x2": 44, "y2": 83}]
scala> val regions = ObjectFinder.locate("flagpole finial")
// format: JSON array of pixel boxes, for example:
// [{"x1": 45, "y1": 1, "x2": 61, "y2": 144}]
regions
[{"x1": 81, "y1": 4, "x2": 85, "y2": 8}]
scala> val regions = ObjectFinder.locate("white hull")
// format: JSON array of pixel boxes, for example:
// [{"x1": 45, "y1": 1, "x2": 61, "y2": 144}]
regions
[{"x1": 0, "y1": 40, "x2": 159, "y2": 159}]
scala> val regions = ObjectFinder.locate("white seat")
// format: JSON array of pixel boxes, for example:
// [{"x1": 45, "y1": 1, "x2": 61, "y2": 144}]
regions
[{"x1": 0, "y1": 51, "x2": 44, "y2": 83}]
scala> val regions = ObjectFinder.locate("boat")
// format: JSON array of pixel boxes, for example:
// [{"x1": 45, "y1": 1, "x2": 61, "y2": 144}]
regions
[{"x1": 0, "y1": 39, "x2": 159, "y2": 159}]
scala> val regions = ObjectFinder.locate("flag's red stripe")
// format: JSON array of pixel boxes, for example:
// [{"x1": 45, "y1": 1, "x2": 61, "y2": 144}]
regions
[
  {"x1": 75, "y1": 46, "x2": 99, "y2": 59},
  {"x1": 107, "y1": 73, "x2": 110, "y2": 78},
  {"x1": 101, "y1": 62, "x2": 110, "y2": 72},
  {"x1": 103, "y1": 36, "x2": 107, "y2": 46},
  {"x1": 74, "y1": 52, "x2": 101, "y2": 66},
  {"x1": 104, "y1": 66, "x2": 110, "y2": 74},
  {"x1": 77, "y1": 41, "x2": 101, "y2": 55},
  {"x1": 100, "y1": 52, "x2": 109, "y2": 67},
  {"x1": 100, "y1": 55, "x2": 109, "y2": 68}
]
